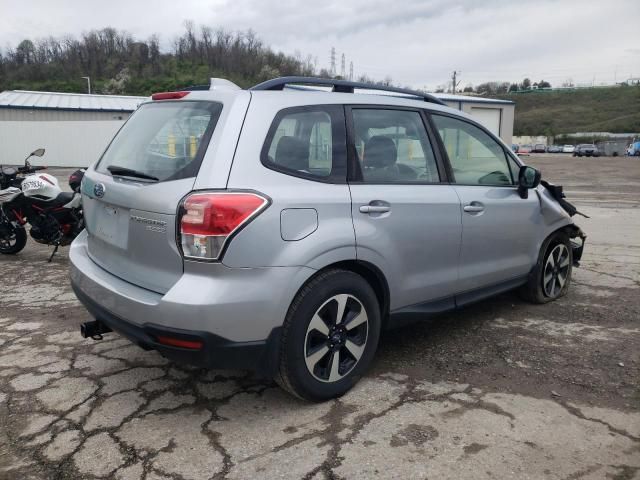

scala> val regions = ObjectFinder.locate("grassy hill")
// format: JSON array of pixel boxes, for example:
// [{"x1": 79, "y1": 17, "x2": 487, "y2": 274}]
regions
[{"x1": 496, "y1": 86, "x2": 640, "y2": 136}]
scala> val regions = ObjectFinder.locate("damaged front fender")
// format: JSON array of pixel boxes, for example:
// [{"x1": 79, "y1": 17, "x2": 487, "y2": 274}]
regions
[{"x1": 537, "y1": 180, "x2": 587, "y2": 267}]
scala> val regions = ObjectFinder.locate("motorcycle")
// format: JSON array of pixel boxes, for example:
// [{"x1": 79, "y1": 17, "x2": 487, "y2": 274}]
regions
[{"x1": 0, "y1": 148, "x2": 85, "y2": 261}]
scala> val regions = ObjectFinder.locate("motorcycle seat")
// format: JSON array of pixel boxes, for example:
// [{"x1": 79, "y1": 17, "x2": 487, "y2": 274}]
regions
[{"x1": 55, "y1": 192, "x2": 75, "y2": 205}]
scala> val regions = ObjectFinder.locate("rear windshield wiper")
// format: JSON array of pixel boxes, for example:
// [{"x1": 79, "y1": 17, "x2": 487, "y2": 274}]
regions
[{"x1": 107, "y1": 165, "x2": 159, "y2": 182}]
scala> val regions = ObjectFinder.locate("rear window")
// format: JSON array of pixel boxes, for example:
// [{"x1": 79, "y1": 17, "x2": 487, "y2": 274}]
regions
[{"x1": 96, "y1": 101, "x2": 222, "y2": 182}]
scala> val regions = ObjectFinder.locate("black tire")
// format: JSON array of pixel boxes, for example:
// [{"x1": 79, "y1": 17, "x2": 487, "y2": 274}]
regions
[
  {"x1": 275, "y1": 269, "x2": 381, "y2": 402},
  {"x1": 520, "y1": 231, "x2": 573, "y2": 304},
  {"x1": 0, "y1": 224, "x2": 27, "y2": 254}
]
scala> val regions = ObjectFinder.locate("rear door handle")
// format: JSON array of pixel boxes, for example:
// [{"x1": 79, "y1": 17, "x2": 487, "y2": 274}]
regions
[
  {"x1": 463, "y1": 203, "x2": 485, "y2": 213},
  {"x1": 359, "y1": 205, "x2": 390, "y2": 214}
]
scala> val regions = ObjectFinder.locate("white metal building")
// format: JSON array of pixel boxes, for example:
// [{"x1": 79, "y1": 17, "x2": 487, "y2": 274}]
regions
[
  {"x1": 0, "y1": 90, "x2": 146, "y2": 167},
  {"x1": 434, "y1": 93, "x2": 515, "y2": 145}
]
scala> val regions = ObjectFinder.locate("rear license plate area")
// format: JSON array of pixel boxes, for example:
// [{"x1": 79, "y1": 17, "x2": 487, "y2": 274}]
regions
[{"x1": 94, "y1": 203, "x2": 128, "y2": 248}]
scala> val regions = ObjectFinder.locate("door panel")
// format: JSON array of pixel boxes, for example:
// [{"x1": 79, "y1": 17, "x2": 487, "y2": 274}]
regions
[
  {"x1": 347, "y1": 107, "x2": 461, "y2": 310},
  {"x1": 454, "y1": 185, "x2": 541, "y2": 292},
  {"x1": 430, "y1": 113, "x2": 542, "y2": 292},
  {"x1": 350, "y1": 185, "x2": 462, "y2": 309}
]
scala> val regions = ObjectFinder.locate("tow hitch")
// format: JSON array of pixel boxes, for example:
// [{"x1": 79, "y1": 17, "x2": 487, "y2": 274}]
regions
[{"x1": 81, "y1": 320, "x2": 112, "y2": 340}]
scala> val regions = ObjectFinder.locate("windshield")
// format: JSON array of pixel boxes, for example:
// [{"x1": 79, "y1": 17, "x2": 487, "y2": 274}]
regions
[{"x1": 96, "y1": 101, "x2": 223, "y2": 182}]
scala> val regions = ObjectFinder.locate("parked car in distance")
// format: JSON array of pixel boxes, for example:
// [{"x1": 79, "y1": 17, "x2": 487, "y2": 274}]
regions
[
  {"x1": 626, "y1": 140, "x2": 640, "y2": 156},
  {"x1": 70, "y1": 76, "x2": 586, "y2": 401},
  {"x1": 546, "y1": 145, "x2": 562, "y2": 153},
  {"x1": 562, "y1": 145, "x2": 575, "y2": 153},
  {"x1": 532, "y1": 144, "x2": 546, "y2": 153},
  {"x1": 518, "y1": 144, "x2": 531, "y2": 155},
  {"x1": 573, "y1": 144, "x2": 599, "y2": 157},
  {"x1": 511, "y1": 144, "x2": 519, "y2": 153}
]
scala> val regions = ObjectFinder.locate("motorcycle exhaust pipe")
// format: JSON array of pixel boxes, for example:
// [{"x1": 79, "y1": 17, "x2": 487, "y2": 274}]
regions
[{"x1": 81, "y1": 320, "x2": 112, "y2": 340}]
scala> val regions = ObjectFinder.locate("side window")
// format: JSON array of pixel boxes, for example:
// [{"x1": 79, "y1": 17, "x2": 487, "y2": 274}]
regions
[
  {"x1": 431, "y1": 114, "x2": 513, "y2": 186},
  {"x1": 351, "y1": 109, "x2": 440, "y2": 183},
  {"x1": 263, "y1": 106, "x2": 345, "y2": 180}
]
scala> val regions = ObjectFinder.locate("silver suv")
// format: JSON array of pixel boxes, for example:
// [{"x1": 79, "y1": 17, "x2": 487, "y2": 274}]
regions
[{"x1": 70, "y1": 77, "x2": 585, "y2": 401}]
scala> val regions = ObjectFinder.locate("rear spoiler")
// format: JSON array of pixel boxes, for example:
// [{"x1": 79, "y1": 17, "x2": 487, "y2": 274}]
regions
[{"x1": 540, "y1": 180, "x2": 589, "y2": 218}]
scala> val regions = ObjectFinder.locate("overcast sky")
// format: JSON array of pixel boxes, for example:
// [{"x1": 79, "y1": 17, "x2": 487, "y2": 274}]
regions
[{"x1": 1, "y1": 0, "x2": 639, "y2": 90}]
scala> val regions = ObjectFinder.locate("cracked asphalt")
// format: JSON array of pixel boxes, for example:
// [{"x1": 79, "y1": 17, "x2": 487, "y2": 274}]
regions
[{"x1": 1, "y1": 155, "x2": 639, "y2": 479}]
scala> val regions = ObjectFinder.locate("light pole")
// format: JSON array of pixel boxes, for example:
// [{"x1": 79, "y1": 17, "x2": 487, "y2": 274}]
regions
[{"x1": 81, "y1": 76, "x2": 91, "y2": 94}]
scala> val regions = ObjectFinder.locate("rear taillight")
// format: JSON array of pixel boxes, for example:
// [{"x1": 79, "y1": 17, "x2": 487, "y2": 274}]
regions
[
  {"x1": 179, "y1": 192, "x2": 269, "y2": 261},
  {"x1": 151, "y1": 91, "x2": 190, "y2": 100}
]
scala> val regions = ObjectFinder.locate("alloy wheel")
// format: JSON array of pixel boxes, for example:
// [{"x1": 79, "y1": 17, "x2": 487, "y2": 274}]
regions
[
  {"x1": 304, "y1": 294, "x2": 369, "y2": 383},
  {"x1": 543, "y1": 244, "x2": 570, "y2": 298},
  {"x1": 0, "y1": 232, "x2": 17, "y2": 250}
]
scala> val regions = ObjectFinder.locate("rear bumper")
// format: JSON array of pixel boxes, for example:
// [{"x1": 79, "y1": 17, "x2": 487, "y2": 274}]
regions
[
  {"x1": 73, "y1": 284, "x2": 281, "y2": 374},
  {"x1": 69, "y1": 230, "x2": 314, "y2": 373}
]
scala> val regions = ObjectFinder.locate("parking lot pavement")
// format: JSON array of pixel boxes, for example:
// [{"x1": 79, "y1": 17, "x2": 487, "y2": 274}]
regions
[{"x1": 1, "y1": 155, "x2": 638, "y2": 479}]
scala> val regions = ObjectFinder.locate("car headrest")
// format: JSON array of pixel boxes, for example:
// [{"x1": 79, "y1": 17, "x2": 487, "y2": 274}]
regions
[
  {"x1": 364, "y1": 136, "x2": 397, "y2": 168},
  {"x1": 275, "y1": 136, "x2": 309, "y2": 171}
]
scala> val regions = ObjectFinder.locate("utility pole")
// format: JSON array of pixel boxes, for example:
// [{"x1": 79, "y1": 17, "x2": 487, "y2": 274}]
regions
[
  {"x1": 81, "y1": 76, "x2": 91, "y2": 94},
  {"x1": 341, "y1": 53, "x2": 346, "y2": 78},
  {"x1": 349, "y1": 61, "x2": 354, "y2": 81},
  {"x1": 330, "y1": 47, "x2": 336, "y2": 77},
  {"x1": 451, "y1": 71, "x2": 460, "y2": 94}
]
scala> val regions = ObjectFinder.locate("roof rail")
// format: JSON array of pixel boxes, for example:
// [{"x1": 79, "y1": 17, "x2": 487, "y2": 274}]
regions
[{"x1": 250, "y1": 76, "x2": 446, "y2": 106}]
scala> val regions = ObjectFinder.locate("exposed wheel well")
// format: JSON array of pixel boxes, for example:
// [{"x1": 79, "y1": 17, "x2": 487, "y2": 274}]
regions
[{"x1": 537, "y1": 224, "x2": 585, "y2": 266}]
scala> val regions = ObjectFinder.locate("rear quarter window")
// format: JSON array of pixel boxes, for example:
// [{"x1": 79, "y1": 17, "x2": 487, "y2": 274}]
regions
[
  {"x1": 261, "y1": 105, "x2": 347, "y2": 182},
  {"x1": 96, "y1": 101, "x2": 222, "y2": 182}
]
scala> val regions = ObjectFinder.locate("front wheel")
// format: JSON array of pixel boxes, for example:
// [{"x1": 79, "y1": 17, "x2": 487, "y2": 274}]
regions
[
  {"x1": 0, "y1": 223, "x2": 27, "y2": 254},
  {"x1": 520, "y1": 231, "x2": 573, "y2": 304},
  {"x1": 275, "y1": 269, "x2": 381, "y2": 401}
]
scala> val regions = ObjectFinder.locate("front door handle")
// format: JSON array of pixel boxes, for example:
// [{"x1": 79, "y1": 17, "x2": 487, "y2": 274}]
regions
[
  {"x1": 463, "y1": 202, "x2": 485, "y2": 213},
  {"x1": 360, "y1": 205, "x2": 391, "y2": 214}
]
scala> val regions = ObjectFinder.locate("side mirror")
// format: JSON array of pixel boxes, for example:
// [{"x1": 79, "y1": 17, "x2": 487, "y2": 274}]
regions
[
  {"x1": 518, "y1": 165, "x2": 541, "y2": 199},
  {"x1": 24, "y1": 148, "x2": 45, "y2": 167}
]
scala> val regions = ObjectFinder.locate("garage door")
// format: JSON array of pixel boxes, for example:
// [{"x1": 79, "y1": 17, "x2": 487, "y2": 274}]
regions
[{"x1": 470, "y1": 107, "x2": 501, "y2": 137}]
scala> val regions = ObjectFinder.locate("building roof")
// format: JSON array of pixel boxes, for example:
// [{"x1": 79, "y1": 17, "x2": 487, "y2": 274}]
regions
[
  {"x1": 434, "y1": 93, "x2": 514, "y2": 105},
  {"x1": 0, "y1": 90, "x2": 147, "y2": 113}
]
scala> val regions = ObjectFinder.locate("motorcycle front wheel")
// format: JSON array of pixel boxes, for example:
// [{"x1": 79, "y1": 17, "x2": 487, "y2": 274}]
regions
[{"x1": 0, "y1": 223, "x2": 27, "y2": 254}]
